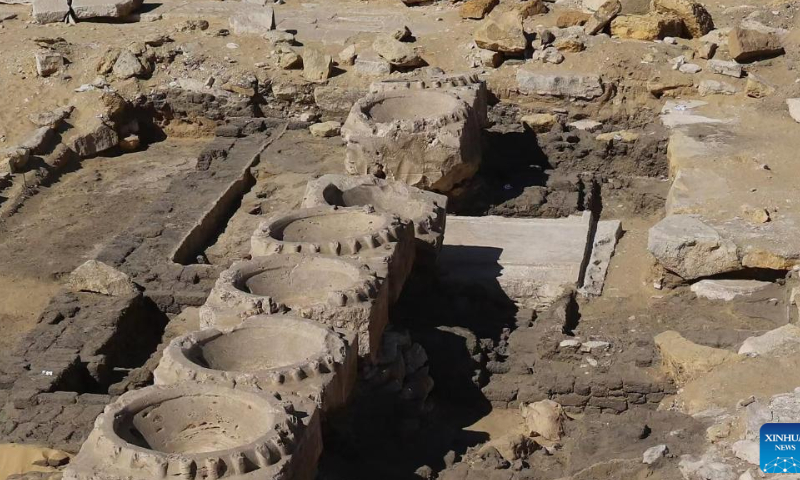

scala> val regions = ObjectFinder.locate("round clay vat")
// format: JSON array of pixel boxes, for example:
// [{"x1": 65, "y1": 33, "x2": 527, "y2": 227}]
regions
[
  {"x1": 79, "y1": 384, "x2": 299, "y2": 479},
  {"x1": 252, "y1": 206, "x2": 412, "y2": 257},
  {"x1": 155, "y1": 316, "x2": 347, "y2": 390}
]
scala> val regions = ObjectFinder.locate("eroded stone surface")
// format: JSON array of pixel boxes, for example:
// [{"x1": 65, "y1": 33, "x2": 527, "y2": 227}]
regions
[
  {"x1": 63, "y1": 384, "x2": 321, "y2": 480},
  {"x1": 301, "y1": 174, "x2": 448, "y2": 268},
  {"x1": 154, "y1": 315, "x2": 357, "y2": 413},
  {"x1": 341, "y1": 89, "x2": 482, "y2": 193},
  {"x1": 200, "y1": 254, "x2": 388, "y2": 358}
]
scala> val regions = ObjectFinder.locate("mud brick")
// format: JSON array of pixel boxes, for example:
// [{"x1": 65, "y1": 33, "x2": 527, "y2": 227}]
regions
[
  {"x1": 11, "y1": 389, "x2": 41, "y2": 409},
  {"x1": 39, "y1": 311, "x2": 65, "y2": 325},
  {"x1": 553, "y1": 393, "x2": 590, "y2": 407},
  {"x1": 597, "y1": 375, "x2": 623, "y2": 391},
  {"x1": 9, "y1": 422, "x2": 38, "y2": 441},
  {"x1": 647, "y1": 392, "x2": 666, "y2": 403},
  {"x1": 551, "y1": 375, "x2": 575, "y2": 394},
  {"x1": 482, "y1": 381, "x2": 518, "y2": 403},
  {"x1": 627, "y1": 392, "x2": 646, "y2": 404},
  {"x1": 62, "y1": 404, "x2": 85, "y2": 419},
  {"x1": 584, "y1": 406, "x2": 602, "y2": 415},
  {"x1": 147, "y1": 291, "x2": 176, "y2": 313},
  {"x1": 574, "y1": 378, "x2": 591, "y2": 396},
  {"x1": 517, "y1": 385, "x2": 548, "y2": 404},
  {"x1": 623, "y1": 379, "x2": 654, "y2": 394},
  {"x1": 35, "y1": 404, "x2": 64, "y2": 423},
  {"x1": 76, "y1": 404, "x2": 106, "y2": 424},
  {"x1": 8, "y1": 405, "x2": 38, "y2": 423},
  {"x1": 78, "y1": 393, "x2": 112, "y2": 405},
  {"x1": 589, "y1": 396, "x2": 627, "y2": 412},
  {"x1": 48, "y1": 423, "x2": 77, "y2": 445},
  {"x1": 173, "y1": 290, "x2": 209, "y2": 307}
]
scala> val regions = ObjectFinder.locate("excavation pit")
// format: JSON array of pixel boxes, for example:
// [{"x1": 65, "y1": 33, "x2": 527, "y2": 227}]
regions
[
  {"x1": 64, "y1": 384, "x2": 321, "y2": 480},
  {"x1": 154, "y1": 316, "x2": 357, "y2": 413},
  {"x1": 200, "y1": 254, "x2": 389, "y2": 359},
  {"x1": 342, "y1": 89, "x2": 482, "y2": 193},
  {"x1": 302, "y1": 174, "x2": 447, "y2": 268},
  {"x1": 251, "y1": 205, "x2": 415, "y2": 304}
]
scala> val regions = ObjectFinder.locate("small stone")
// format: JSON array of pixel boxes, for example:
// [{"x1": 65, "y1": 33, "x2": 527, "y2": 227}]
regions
[
  {"x1": 0, "y1": 148, "x2": 30, "y2": 173},
  {"x1": 112, "y1": 49, "x2": 145, "y2": 79},
  {"x1": 302, "y1": 47, "x2": 333, "y2": 82},
  {"x1": 556, "y1": 10, "x2": 591, "y2": 27},
  {"x1": 585, "y1": 0, "x2": 622, "y2": 35},
  {"x1": 35, "y1": 51, "x2": 64, "y2": 77},
  {"x1": 535, "y1": 47, "x2": 564, "y2": 64},
  {"x1": 706, "y1": 59, "x2": 743, "y2": 78},
  {"x1": 263, "y1": 30, "x2": 295, "y2": 44},
  {"x1": 338, "y1": 44, "x2": 357, "y2": 66},
  {"x1": 517, "y1": 0, "x2": 548, "y2": 18},
  {"x1": 478, "y1": 48, "x2": 503, "y2": 67},
  {"x1": 460, "y1": 0, "x2": 498, "y2": 20},
  {"x1": 309, "y1": 121, "x2": 341, "y2": 138},
  {"x1": 229, "y1": 7, "x2": 275, "y2": 35},
  {"x1": 695, "y1": 41, "x2": 717, "y2": 59},
  {"x1": 558, "y1": 338, "x2": 582, "y2": 350},
  {"x1": 787, "y1": 98, "x2": 800, "y2": 123},
  {"x1": 739, "y1": 204, "x2": 770, "y2": 223},
  {"x1": 68, "y1": 260, "x2": 138, "y2": 296},
  {"x1": 596, "y1": 130, "x2": 638, "y2": 143},
  {"x1": 373, "y1": 34, "x2": 425, "y2": 68},
  {"x1": 728, "y1": 26, "x2": 784, "y2": 63},
  {"x1": 745, "y1": 74, "x2": 775, "y2": 98},
  {"x1": 553, "y1": 37, "x2": 585, "y2": 52},
  {"x1": 643, "y1": 444, "x2": 669, "y2": 465},
  {"x1": 522, "y1": 113, "x2": 558, "y2": 133},
  {"x1": 698, "y1": 79, "x2": 735, "y2": 96},
  {"x1": 354, "y1": 51, "x2": 392, "y2": 76},
  {"x1": 119, "y1": 134, "x2": 140, "y2": 152},
  {"x1": 679, "y1": 63, "x2": 702, "y2": 74},
  {"x1": 474, "y1": 10, "x2": 526, "y2": 54},
  {"x1": 580, "y1": 340, "x2": 610, "y2": 354},
  {"x1": 393, "y1": 25, "x2": 412, "y2": 41},
  {"x1": 568, "y1": 119, "x2": 602, "y2": 132},
  {"x1": 279, "y1": 51, "x2": 302, "y2": 69}
]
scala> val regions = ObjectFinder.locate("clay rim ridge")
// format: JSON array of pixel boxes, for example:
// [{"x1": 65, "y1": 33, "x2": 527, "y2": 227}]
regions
[
  {"x1": 87, "y1": 385, "x2": 299, "y2": 479},
  {"x1": 159, "y1": 315, "x2": 349, "y2": 387},
  {"x1": 301, "y1": 175, "x2": 447, "y2": 242},
  {"x1": 347, "y1": 89, "x2": 472, "y2": 134},
  {"x1": 221, "y1": 255, "x2": 383, "y2": 308},
  {"x1": 368, "y1": 72, "x2": 484, "y2": 93},
  {"x1": 252, "y1": 205, "x2": 413, "y2": 257}
]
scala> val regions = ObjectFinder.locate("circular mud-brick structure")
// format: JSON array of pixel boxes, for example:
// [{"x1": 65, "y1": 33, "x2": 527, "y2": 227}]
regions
[
  {"x1": 199, "y1": 254, "x2": 389, "y2": 359},
  {"x1": 251, "y1": 205, "x2": 415, "y2": 303},
  {"x1": 341, "y1": 89, "x2": 482, "y2": 194},
  {"x1": 301, "y1": 174, "x2": 447, "y2": 269},
  {"x1": 154, "y1": 315, "x2": 357, "y2": 413},
  {"x1": 63, "y1": 384, "x2": 321, "y2": 480},
  {"x1": 369, "y1": 72, "x2": 489, "y2": 127}
]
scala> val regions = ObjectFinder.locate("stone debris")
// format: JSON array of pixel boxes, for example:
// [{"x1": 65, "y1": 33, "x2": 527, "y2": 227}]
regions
[
  {"x1": 338, "y1": 44, "x2": 357, "y2": 65},
  {"x1": 229, "y1": 7, "x2": 276, "y2": 35},
  {"x1": 690, "y1": 279, "x2": 771, "y2": 301},
  {"x1": 372, "y1": 34, "x2": 425, "y2": 68},
  {"x1": 610, "y1": 13, "x2": 683, "y2": 40},
  {"x1": 744, "y1": 73, "x2": 775, "y2": 98},
  {"x1": 309, "y1": 121, "x2": 341, "y2": 137},
  {"x1": 459, "y1": 0, "x2": 497, "y2": 20},
  {"x1": 652, "y1": 0, "x2": 713, "y2": 37},
  {"x1": 706, "y1": 59, "x2": 743, "y2": 77},
  {"x1": 354, "y1": 51, "x2": 392, "y2": 76},
  {"x1": 697, "y1": 79, "x2": 735, "y2": 96},
  {"x1": 473, "y1": 10, "x2": 526, "y2": 54},
  {"x1": 68, "y1": 260, "x2": 138, "y2": 296},
  {"x1": 303, "y1": 47, "x2": 333, "y2": 82},
  {"x1": 643, "y1": 444, "x2": 669, "y2": 465},
  {"x1": 728, "y1": 25, "x2": 784, "y2": 63},
  {"x1": 517, "y1": 71, "x2": 604, "y2": 99},
  {"x1": 584, "y1": 0, "x2": 621, "y2": 35},
  {"x1": 654, "y1": 330, "x2": 739, "y2": 385}
]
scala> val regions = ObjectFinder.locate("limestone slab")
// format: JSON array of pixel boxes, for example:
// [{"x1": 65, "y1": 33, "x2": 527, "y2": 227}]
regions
[
  {"x1": 579, "y1": 219, "x2": 621, "y2": 297},
  {"x1": 439, "y1": 213, "x2": 593, "y2": 308}
]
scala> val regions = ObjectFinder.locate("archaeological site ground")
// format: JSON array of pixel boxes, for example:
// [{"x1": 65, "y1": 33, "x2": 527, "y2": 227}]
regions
[{"x1": 0, "y1": 0, "x2": 799, "y2": 477}]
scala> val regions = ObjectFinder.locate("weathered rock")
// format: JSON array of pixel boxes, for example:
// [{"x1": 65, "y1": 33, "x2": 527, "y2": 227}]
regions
[
  {"x1": 787, "y1": 98, "x2": 800, "y2": 123},
  {"x1": 459, "y1": 0, "x2": 498, "y2": 20},
  {"x1": 229, "y1": 7, "x2": 275, "y2": 35},
  {"x1": 651, "y1": 0, "x2": 713, "y2": 38},
  {"x1": 35, "y1": 51, "x2": 64, "y2": 77},
  {"x1": 474, "y1": 11, "x2": 526, "y2": 54},
  {"x1": 478, "y1": 48, "x2": 503, "y2": 67},
  {"x1": 309, "y1": 121, "x2": 341, "y2": 137},
  {"x1": 643, "y1": 444, "x2": 669, "y2": 465},
  {"x1": 32, "y1": 0, "x2": 70, "y2": 24},
  {"x1": 338, "y1": 44, "x2": 357, "y2": 66},
  {"x1": 706, "y1": 59, "x2": 743, "y2": 78},
  {"x1": 691, "y1": 279, "x2": 771, "y2": 301},
  {"x1": 373, "y1": 35, "x2": 425, "y2": 68},
  {"x1": 648, "y1": 214, "x2": 740, "y2": 280},
  {"x1": 392, "y1": 25, "x2": 412, "y2": 41},
  {"x1": 354, "y1": 51, "x2": 392, "y2": 76},
  {"x1": 483, "y1": 433, "x2": 539, "y2": 461},
  {"x1": 20, "y1": 126, "x2": 56, "y2": 154},
  {"x1": 568, "y1": 119, "x2": 602, "y2": 132},
  {"x1": 67, "y1": 117, "x2": 120, "y2": 158},
  {"x1": 695, "y1": 41, "x2": 716, "y2": 59},
  {"x1": 584, "y1": 0, "x2": 621, "y2": 35},
  {"x1": 0, "y1": 148, "x2": 30, "y2": 173},
  {"x1": 553, "y1": 36, "x2": 585, "y2": 52},
  {"x1": 279, "y1": 51, "x2": 302, "y2": 69},
  {"x1": 654, "y1": 330, "x2": 739, "y2": 385},
  {"x1": 522, "y1": 113, "x2": 558, "y2": 133},
  {"x1": 732, "y1": 440, "x2": 759, "y2": 465},
  {"x1": 697, "y1": 79, "x2": 735, "y2": 96},
  {"x1": 532, "y1": 47, "x2": 564, "y2": 64},
  {"x1": 728, "y1": 26, "x2": 784, "y2": 63},
  {"x1": 314, "y1": 86, "x2": 365, "y2": 115},
  {"x1": 263, "y1": 30, "x2": 295, "y2": 44},
  {"x1": 303, "y1": 47, "x2": 332, "y2": 82},
  {"x1": 71, "y1": 0, "x2": 142, "y2": 19},
  {"x1": 610, "y1": 13, "x2": 684, "y2": 40},
  {"x1": 517, "y1": 71, "x2": 604, "y2": 99},
  {"x1": 739, "y1": 324, "x2": 800, "y2": 356},
  {"x1": 112, "y1": 50, "x2": 145, "y2": 79},
  {"x1": 744, "y1": 74, "x2": 775, "y2": 98},
  {"x1": 28, "y1": 106, "x2": 73, "y2": 127},
  {"x1": 678, "y1": 455, "x2": 737, "y2": 480},
  {"x1": 517, "y1": 0, "x2": 548, "y2": 18},
  {"x1": 68, "y1": 260, "x2": 138, "y2": 296},
  {"x1": 520, "y1": 399, "x2": 564, "y2": 442},
  {"x1": 557, "y1": 10, "x2": 590, "y2": 27},
  {"x1": 595, "y1": 130, "x2": 639, "y2": 143},
  {"x1": 679, "y1": 62, "x2": 702, "y2": 74}
]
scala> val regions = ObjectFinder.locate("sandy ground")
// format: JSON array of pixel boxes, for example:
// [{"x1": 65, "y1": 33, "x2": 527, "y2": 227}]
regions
[{"x1": 0, "y1": 444, "x2": 67, "y2": 479}]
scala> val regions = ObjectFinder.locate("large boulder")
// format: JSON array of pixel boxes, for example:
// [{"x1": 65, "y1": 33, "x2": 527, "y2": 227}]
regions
[
  {"x1": 654, "y1": 331, "x2": 739, "y2": 385},
  {"x1": 68, "y1": 260, "x2": 138, "y2": 296},
  {"x1": 651, "y1": 0, "x2": 713, "y2": 37},
  {"x1": 302, "y1": 47, "x2": 332, "y2": 82},
  {"x1": 474, "y1": 11, "x2": 526, "y2": 54},
  {"x1": 648, "y1": 214, "x2": 740, "y2": 280},
  {"x1": 728, "y1": 26, "x2": 784, "y2": 63}
]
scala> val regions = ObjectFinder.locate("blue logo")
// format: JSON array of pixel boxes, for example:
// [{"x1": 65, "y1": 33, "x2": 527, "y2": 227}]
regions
[{"x1": 761, "y1": 423, "x2": 800, "y2": 473}]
